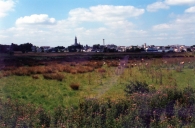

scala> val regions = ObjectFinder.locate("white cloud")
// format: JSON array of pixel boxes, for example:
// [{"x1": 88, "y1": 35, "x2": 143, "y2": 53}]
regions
[
  {"x1": 147, "y1": 0, "x2": 195, "y2": 13},
  {"x1": 105, "y1": 20, "x2": 134, "y2": 29},
  {"x1": 68, "y1": 5, "x2": 145, "y2": 22},
  {"x1": 159, "y1": 33, "x2": 168, "y2": 36},
  {"x1": 153, "y1": 13, "x2": 195, "y2": 30},
  {"x1": 0, "y1": 0, "x2": 15, "y2": 18},
  {"x1": 147, "y1": 2, "x2": 169, "y2": 12},
  {"x1": 0, "y1": 35, "x2": 8, "y2": 38},
  {"x1": 153, "y1": 24, "x2": 171, "y2": 30},
  {"x1": 175, "y1": 14, "x2": 195, "y2": 24},
  {"x1": 152, "y1": 13, "x2": 195, "y2": 45},
  {"x1": 165, "y1": 0, "x2": 195, "y2": 5},
  {"x1": 15, "y1": 14, "x2": 56, "y2": 25},
  {"x1": 185, "y1": 6, "x2": 195, "y2": 13}
]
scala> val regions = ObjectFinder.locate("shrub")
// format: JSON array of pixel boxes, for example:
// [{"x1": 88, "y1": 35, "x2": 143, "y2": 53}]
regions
[
  {"x1": 43, "y1": 73, "x2": 64, "y2": 81},
  {"x1": 70, "y1": 69, "x2": 77, "y2": 74},
  {"x1": 13, "y1": 67, "x2": 30, "y2": 76},
  {"x1": 54, "y1": 64, "x2": 64, "y2": 72},
  {"x1": 76, "y1": 66, "x2": 86, "y2": 73},
  {"x1": 43, "y1": 74, "x2": 51, "y2": 80},
  {"x1": 28, "y1": 66, "x2": 38, "y2": 74},
  {"x1": 55, "y1": 73, "x2": 65, "y2": 81},
  {"x1": 181, "y1": 86, "x2": 195, "y2": 106},
  {"x1": 45, "y1": 66, "x2": 57, "y2": 73},
  {"x1": 2, "y1": 71, "x2": 12, "y2": 77},
  {"x1": 107, "y1": 61, "x2": 119, "y2": 67},
  {"x1": 32, "y1": 75, "x2": 39, "y2": 79},
  {"x1": 35, "y1": 66, "x2": 46, "y2": 74},
  {"x1": 124, "y1": 81, "x2": 150, "y2": 95},
  {"x1": 70, "y1": 83, "x2": 80, "y2": 90},
  {"x1": 2, "y1": 66, "x2": 16, "y2": 71},
  {"x1": 91, "y1": 61, "x2": 103, "y2": 69},
  {"x1": 97, "y1": 68, "x2": 106, "y2": 73},
  {"x1": 85, "y1": 66, "x2": 94, "y2": 72}
]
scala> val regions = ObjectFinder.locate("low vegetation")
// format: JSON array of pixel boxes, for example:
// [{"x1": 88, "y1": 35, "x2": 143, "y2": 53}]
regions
[
  {"x1": 43, "y1": 73, "x2": 64, "y2": 81},
  {"x1": 70, "y1": 83, "x2": 80, "y2": 90},
  {"x1": 0, "y1": 56, "x2": 195, "y2": 127},
  {"x1": 0, "y1": 85, "x2": 195, "y2": 127}
]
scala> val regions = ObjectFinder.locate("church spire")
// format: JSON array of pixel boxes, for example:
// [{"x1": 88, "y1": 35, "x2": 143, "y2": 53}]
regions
[{"x1": 75, "y1": 36, "x2": 78, "y2": 45}]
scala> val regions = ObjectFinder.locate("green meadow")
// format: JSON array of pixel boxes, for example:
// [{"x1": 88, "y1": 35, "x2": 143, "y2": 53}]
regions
[{"x1": 1, "y1": 57, "x2": 195, "y2": 110}]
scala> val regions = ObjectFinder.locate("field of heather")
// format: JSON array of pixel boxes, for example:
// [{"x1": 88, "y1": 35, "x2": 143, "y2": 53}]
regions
[{"x1": 0, "y1": 54, "x2": 195, "y2": 127}]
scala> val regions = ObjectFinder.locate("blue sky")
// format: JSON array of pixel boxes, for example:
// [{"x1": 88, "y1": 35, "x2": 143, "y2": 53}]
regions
[{"x1": 0, "y1": 0, "x2": 195, "y2": 47}]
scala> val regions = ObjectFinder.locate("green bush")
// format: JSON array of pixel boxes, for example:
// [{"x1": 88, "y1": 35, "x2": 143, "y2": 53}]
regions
[{"x1": 124, "y1": 81, "x2": 150, "y2": 95}]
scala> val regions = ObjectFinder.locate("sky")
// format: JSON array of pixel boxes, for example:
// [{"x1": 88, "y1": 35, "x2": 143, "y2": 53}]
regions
[{"x1": 0, "y1": 0, "x2": 195, "y2": 47}]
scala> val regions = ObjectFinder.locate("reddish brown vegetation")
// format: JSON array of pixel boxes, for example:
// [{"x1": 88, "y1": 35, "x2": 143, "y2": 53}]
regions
[
  {"x1": 32, "y1": 75, "x2": 39, "y2": 79},
  {"x1": 106, "y1": 60, "x2": 119, "y2": 67},
  {"x1": 1, "y1": 57, "x2": 195, "y2": 79},
  {"x1": 2, "y1": 71, "x2": 12, "y2": 77},
  {"x1": 43, "y1": 73, "x2": 65, "y2": 81},
  {"x1": 70, "y1": 83, "x2": 80, "y2": 90},
  {"x1": 97, "y1": 68, "x2": 106, "y2": 73},
  {"x1": 81, "y1": 61, "x2": 103, "y2": 69}
]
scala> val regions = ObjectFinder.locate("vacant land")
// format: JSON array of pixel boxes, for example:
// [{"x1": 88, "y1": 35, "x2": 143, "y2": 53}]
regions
[{"x1": 0, "y1": 53, "x2": 195, "y2": 127}]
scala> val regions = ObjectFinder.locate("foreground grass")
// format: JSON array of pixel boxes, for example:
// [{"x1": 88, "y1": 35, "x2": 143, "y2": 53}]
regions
[{"x1": 1, "y1": 83, "x2": 195, "y2": 127}]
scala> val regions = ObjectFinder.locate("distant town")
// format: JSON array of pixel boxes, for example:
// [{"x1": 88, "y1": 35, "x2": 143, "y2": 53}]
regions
[{"x1": 0, "y1": 36, "x2": 195, "y2": 54}]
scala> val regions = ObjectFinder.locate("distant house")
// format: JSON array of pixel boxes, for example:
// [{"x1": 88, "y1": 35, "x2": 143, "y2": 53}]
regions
[
  {"x1": 117, "y1": 46, "x2": 126, "y2": 52},
  {"x1": 164, "y1": 46, "x2": 174, "y2": 53},
  {"x1": 191, "y1": 45, "x2": 195, "y2": 51},
  {"x1": 40, "y1": 46, "x2": 50, "y2": 52},
  {"x1": 145, "y1": 47, "x2": 158, "y2": 52}
]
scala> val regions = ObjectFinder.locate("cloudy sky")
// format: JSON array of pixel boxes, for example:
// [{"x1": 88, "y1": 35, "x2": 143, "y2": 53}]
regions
[{"x1": 0, "y1": 0, "x2": 195, "y2": 47}]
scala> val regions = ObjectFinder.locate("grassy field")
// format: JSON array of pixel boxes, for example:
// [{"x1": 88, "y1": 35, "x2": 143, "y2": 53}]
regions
[
  {"x1": 1, "y1": 57, "x2": 195, "y2": 112},
  {"x1": 1, "y1": 55, "x2": 195, "y2": 127}
]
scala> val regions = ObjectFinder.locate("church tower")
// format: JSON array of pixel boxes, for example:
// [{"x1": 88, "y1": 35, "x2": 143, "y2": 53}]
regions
[{"x1": 75, "y1": 36, "x2": 78, "y2": 46}]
